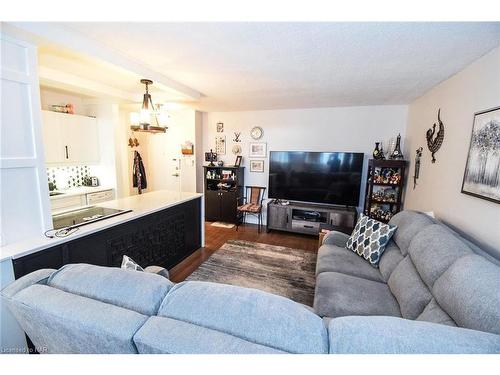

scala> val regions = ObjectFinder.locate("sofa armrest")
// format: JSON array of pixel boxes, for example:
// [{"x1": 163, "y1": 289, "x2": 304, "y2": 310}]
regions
[
  {"x1": 322, "y1": 231, "x2": 350, "y2": 247},
  {"x1": 1, "y1": 268, "x2": 56, "y2": 299},
  {"x1": 144, "y1": 266, "x2": 170, "y2": 279},
  {"x1": 328, "y1": 316, "x2": 500, "y2": 354}
]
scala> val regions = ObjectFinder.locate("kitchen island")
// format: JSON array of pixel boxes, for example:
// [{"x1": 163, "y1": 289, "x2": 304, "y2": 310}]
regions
[
  {"x1": 0, "y1": 190, "x2": 203, "y2": 353},
  {"x1": 1, "y1": 190, "x2": 204, "y2": 277}
]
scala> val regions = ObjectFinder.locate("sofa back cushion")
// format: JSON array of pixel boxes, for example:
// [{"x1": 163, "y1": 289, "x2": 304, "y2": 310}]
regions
[
  {"x1": 378, "y1": 240, "x2": 405, "y2": 281},
  {"x1": 387, "y1": 256, "x2": 433, "y2": 319},
  {"x1": 48, "y1": 263, "x2": 174, "y2": 316},
  {"x1": 408, "y1": 224, "x2": 472, "y2": 289},
  {"x1": 157, "y1": 281, "x2": 329, "y2": 353},
  {"x1": 417, "y1": 298, "x2": 456, "y2": 327},
  {"x1": 433, "y1": 254, "x2": 500, "y2": 334},
  {"x1": 388, "y1": 211, "x2": 435, "y2": 255},
  {"x1": 5, "y1": 284, "x2": 147, "y2": 353}
]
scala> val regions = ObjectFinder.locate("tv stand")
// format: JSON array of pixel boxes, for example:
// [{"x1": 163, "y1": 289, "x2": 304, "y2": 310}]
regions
[{"x1": 266, "y1": 200, "x2": 357, "y2": 236}]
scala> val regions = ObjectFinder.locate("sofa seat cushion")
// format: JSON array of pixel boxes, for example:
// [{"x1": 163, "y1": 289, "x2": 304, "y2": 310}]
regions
[
  {"x1": 313, "y1": 272, "x2": 401, "y2": 318},
  {"x1": 5, "y1": 284, "x2": 147, "y2": 353},
  {"x1": 47, "y1": 263, "x2": 174, "y2": 316},
  {"x1": 433, "y1": 254, "x2": 500, "y2": 334},
  {"x1": 134, "y1": 316, "x2": 286, "y2": 354},
  {"x1": 157, "y1": 281, "x2": 328, "y2": 354},
  {"x1": 327, "y1": 316, "x2": 500, "y2": 354},
  {"x1": 316, "y1": 244, "x2": 384, "y2": 282},
  {"x1": 378, "y1": 240, "x2": 405, "y2": 281},
  {"x1": 388, "y1": 256, "x2": 433, "y2": 319},
  {"x1": 388, "y1": 211, "x2": 435, "y2": 255},
  {"x1": 407, "y1": 224, "x2": 472, "y2": 289}
]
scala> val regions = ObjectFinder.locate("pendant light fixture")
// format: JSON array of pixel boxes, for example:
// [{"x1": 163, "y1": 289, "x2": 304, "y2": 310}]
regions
[{"x1": 130, "y1": 79, "x2": 168, "y2": 133}]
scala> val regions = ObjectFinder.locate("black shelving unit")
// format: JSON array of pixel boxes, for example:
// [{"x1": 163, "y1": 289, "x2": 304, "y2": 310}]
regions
[
  {"x1": 364, "y1": 159, "x2": 407, "y2": 223},
  {"x1": 203, "y1": 166, "x2": 245, "y2": 224}
]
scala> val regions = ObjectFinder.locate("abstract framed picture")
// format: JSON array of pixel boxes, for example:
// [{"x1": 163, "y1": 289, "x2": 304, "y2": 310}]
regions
[
  {"x1": 249, "y1": 142, "x2": 267, "y2": 158},
  {"x1": 461, "y1": 106, "x2": 500, "y2": 204},
  {"x1": 250, "y1": 159, "x2": 264, "y2": 173}
]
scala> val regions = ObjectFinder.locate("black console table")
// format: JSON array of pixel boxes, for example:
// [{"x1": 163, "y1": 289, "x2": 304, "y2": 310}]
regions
[{"x1": 266, "y1": 200, "x2": 357, "y2": 236}]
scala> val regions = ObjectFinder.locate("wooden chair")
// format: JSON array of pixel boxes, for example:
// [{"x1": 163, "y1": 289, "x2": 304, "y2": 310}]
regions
[{"x1": 237, "y1": 186, "x2": 266, "y2": 233}]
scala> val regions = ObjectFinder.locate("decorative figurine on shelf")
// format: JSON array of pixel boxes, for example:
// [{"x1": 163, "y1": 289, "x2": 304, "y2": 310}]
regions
[
  {"x1": 390, "y1": 134, "x2": 404, "y2": 159},
  {"x1": 372, "y1": 142, "x2": 384, "y2": 159},
  {"x1": 379, "y1": 143, "x2": 386, "y2": 159},
  {"x1": 413, "y1": 147, "x2": 423, "y2": 189},
  {"x1": 206, "y1": 149, "x2": 217, "y2": 167},
  {"x1": 217, "y1": 160, "x2": 224, "y2": 167},
  {"x1": 426, "y1": 108, "x2": 445, "y2": 163},
  {"x1": 390, "y1": 172, "x2": 401, "y2": 185}
]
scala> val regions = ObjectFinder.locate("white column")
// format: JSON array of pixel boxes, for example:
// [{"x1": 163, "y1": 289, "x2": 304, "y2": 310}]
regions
[{"x1": 1, "y1": 32, "x2": 50, "y2": 353}]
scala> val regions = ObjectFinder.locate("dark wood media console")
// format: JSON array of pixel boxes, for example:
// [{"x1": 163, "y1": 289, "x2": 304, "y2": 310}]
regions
[
  {"x1": 12, "y1": 198, "x2": 202, "y2": 279},
  {"x1": 266, "y1": 200, "x2": 357, "y2": 236}
]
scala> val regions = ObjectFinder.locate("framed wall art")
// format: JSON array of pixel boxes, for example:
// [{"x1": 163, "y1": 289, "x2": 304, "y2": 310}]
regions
[
  {"x1": 215, "y1": 135, "x2": 226, "y2": 155},
  {"x1": 249, "y1": 142, "x2": 267, "y2": 158},
  {"x1": 461, "y1": 106, "x2": 500, "y2": 204},
  {"x1": 250, "y1": 160, "x2": 264, "y2": 173}
]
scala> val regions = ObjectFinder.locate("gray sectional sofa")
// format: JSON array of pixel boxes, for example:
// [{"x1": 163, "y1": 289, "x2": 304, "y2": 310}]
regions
[{"x1": 2, "y1": 211, "x2": 500, "y2": 353}]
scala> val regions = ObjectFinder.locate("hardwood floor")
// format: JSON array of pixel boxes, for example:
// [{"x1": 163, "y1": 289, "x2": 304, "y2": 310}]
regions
[{"x1": 169, "y1": 222, "x2": 319, "y2": 282}]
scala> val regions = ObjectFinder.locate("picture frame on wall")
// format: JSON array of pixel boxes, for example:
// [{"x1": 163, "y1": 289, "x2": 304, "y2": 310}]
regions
[
  {"x1": 216, "y1": 122, "x2": 224, "y2": 133},
  {"x1": 249, "y1": 142, "x2": 267, "y2": 158},
  {"x1": 215, "y1": 135, "x2": 226, "y2": 155},
  {"x1": 461, "y1": 106, "x2": 500, "y2": 204},
  {"x1": 234, "y1": 155, "x2": 242, "y2": 167},
  {"x1": 250, "y1": 160, "x2": 265, "y2": 173}
]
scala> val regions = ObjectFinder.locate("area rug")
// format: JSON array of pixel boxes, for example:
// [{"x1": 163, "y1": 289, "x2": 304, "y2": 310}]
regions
[
  {"x1": 185, "y1": 240, "x2": 317, "y2": 306},
  {"x1": 210, "y1": 222, "x2": 235, "y2": 229}
]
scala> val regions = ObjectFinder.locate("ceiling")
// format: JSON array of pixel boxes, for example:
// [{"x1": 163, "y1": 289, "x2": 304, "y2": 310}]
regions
[{"x1": 48, "y1": 22, "x2": 500, "y2": 111}]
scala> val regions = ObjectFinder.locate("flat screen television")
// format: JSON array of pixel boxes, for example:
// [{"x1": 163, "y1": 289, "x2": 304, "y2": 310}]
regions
[{"x1": 268, "y1": 151, "x2": 364, "y2": 206}]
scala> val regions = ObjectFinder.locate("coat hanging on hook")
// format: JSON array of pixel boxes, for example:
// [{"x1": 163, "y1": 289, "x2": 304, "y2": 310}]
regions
[{"x1": 133, "y1": 150, "x2": 147, "y2": 194}]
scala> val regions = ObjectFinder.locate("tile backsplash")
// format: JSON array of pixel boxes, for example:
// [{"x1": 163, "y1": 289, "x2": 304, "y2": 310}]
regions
[{"x1": 47, "y1": 165, "x2": 98, "y2": 189}]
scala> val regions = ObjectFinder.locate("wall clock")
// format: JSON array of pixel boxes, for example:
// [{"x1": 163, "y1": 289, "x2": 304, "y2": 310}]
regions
[{"x1": 250, "y1": 126, "x2": 263, "y2": 140}]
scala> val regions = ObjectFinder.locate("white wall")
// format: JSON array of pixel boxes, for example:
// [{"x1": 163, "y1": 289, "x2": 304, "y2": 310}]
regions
[
  {"x1": 203, "y1": 105, "x2": 408, "y2": 222},
  {"x1": 404, "y1": 46, "x2": 500, "y2": 257},
  {"x1": 39, "y1": 87, "x2": 88, "y2": 116},
  {"x1": 117, "y1": 107, "x2": 200, "y2": 197}
]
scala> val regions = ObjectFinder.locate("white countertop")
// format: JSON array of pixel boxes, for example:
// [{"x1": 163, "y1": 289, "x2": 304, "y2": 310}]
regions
[
  {"x1": 49, "y1": 186, "x2": 114, "y2": 200},
  {"x1": 0, "y1": 190, "x2": 203, "y2": 262}
]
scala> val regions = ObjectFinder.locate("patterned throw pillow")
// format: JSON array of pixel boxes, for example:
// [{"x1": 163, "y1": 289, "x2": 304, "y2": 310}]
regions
[
  {"x1": 121, "y1": 255, "x2": 145, "y2": 271},
  {"x1": 121, "y1": 255, "x2": 170, "y2": 279},
  {"x1": 346, "y1": 214, "x2": 397, "y2": 267}
]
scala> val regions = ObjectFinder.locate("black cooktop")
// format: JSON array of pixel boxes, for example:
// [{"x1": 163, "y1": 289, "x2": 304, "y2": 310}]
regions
[{"x1": 52, "y1": 206, "x2": 132, "y2": 230}]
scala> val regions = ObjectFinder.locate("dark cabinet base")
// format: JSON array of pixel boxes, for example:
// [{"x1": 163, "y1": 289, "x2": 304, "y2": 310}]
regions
[
  {"x1": 266, "y1": 200, "x2": 357, "y2": 236},
  {"x1": 13, "y1": 198, "x2": 202, "y2": 279}
]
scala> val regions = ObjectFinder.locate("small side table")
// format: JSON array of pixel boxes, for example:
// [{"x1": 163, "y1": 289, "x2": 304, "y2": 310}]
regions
[{"x1": 318, "y1": 228, "x2": 331, "y2": 249}]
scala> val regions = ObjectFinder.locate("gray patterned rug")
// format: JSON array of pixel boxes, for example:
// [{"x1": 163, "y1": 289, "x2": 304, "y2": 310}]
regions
[{"x1": 185, "y1": 240, "x2": 317, "y2": 306}]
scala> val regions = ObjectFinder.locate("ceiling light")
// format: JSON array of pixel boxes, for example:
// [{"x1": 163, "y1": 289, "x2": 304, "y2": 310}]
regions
[{"x1": 130, "y1": 79, "x2": 168, "y2": 133}]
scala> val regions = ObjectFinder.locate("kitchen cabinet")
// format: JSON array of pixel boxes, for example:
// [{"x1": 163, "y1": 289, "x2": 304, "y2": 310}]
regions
[
  {"x1": 42, "y1": 110, "x2": 100, "y2": 164},
  {"x1": 50, "y1": 194, "x2": 87, "y2": 212}
]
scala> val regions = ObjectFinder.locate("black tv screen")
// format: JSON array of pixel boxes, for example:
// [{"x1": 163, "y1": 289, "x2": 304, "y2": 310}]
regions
[{"x1": 268, "y1": 151, "x2": 364, "y2": 206}]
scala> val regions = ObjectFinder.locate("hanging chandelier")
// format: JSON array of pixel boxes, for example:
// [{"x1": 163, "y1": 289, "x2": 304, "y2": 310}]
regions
[{"x1": 130, "y1": 79, "x2": 169, "y2": 133}]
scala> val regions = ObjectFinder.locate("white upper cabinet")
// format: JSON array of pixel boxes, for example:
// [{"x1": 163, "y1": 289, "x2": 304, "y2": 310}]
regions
[{"x1": 41, "y1": 110, "x2": 100, "y2": 164}]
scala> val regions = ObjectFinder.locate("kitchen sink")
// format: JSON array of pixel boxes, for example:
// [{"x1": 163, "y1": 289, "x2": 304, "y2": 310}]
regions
[{"x1": 49, "y1": 191, "x2": 65, "y2": 196}]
